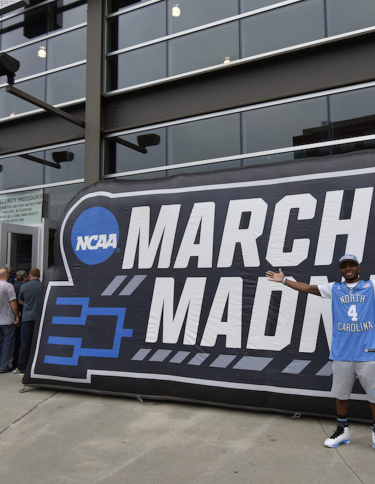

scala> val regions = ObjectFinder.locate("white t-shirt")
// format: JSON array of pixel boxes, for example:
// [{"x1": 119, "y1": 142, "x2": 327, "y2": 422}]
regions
[{"x1": 0, "y1": 281, "x2": 16, "y2": 325}]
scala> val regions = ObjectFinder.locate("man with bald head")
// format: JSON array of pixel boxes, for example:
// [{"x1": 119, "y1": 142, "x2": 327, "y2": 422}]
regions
[{"x1": 0, "y1": 268, "x2": 20, "y2": 373}]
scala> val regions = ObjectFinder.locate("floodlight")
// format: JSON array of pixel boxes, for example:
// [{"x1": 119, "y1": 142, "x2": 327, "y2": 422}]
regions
[
  {"x1": 137, "y1": 134, "x2": 161, "y2": 148},
  {"x1": 0, "y1": 52, "x2": 20, "y2": 85}
]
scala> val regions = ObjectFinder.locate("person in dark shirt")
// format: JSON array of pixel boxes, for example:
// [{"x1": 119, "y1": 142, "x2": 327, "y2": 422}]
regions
[
  {"x1": 13, "y1": 268, "x2": 41, "y2": 376},
  {"x1": 11, "y1": 270, "x2": 27, "y2": 369}
]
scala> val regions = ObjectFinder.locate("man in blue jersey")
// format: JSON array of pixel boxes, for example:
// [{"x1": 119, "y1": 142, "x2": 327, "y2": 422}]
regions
[{"x1": 266, "y1": 254, "x2": 375, "y2": 449}]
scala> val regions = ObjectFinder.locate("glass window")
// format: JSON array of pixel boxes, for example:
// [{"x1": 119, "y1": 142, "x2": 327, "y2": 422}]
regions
[
  {"x1": 242, "y1": 97, "x2": 329, "y2": 153},
  {"x1": 46, "y1": 27, "x2": 87, "y2": 70},
  {"x1": 240, "y1": 0, "x2": 283, "y2": 14},
  {"x1": 168, "y1": 21, "x2": 239, "y2": 76},
  {"x1": 46, "y1": 64, "x2": 86, "y2": 105},
  {"x1": 44, "y1": 143, "x2": 84, "y2": 184},
  {"x1": 243, "y1": 146, "x2": 332, "y2": 166},
  {"x1": 107, "y1": 0, "x2": 151, "y2": 15},
  {"x1": 167, "y1": 0, "x2": 238, "y2": 35},
  {"x1": 329, "y1": 86, "x2": 375, "y2": 154},
  {"x1": 326, "y1": 0, "x2": 375, "y2": 36},
  {"x1": 1, "y1": 77, "x2": 45, "y2": 118},
  {"x1": 0, "y1": 151, "x2": 44, "y2": 191},
  {"x1": 0, "y1": 2, "x2": 87, "y2": 51},
  {"x1": 241, "y1": 0, "x2": 325, "y2": 58},
  {"x1": 108, "y1": 2, "x2": 166, "y2": 52},
  {"x1": 104, "y1": 128, "x2": 166, "y2": 175},
  {"x1": 0, "y1": 6, "x2": 49, "y2": 49},
  {"x1": 171, "y1": 159, "x2": 241, "y2": 176},
  {"x1": 113, "y1": 42, "x2": 166, "y2": 91},
  {"x1": 117, "y1": 171, "x2": 167, "y2": 181},
  {"x1": 168, "y1": 114, "x2": 241, "y2": 165},
  {"x1": 57, "y1": 1, "x2": 87, "y2": 29},
  {"x1": 6, "y1": 41, "x2": 46, "y2": 79},
  {"x1": 43, "y1": 182, "x2": 84, "y2": 222}
]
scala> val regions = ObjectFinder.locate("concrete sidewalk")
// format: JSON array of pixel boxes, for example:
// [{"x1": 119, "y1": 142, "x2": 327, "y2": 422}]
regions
[{"x1": 1, "y1": 372, "x2": 373, "y2": 484}]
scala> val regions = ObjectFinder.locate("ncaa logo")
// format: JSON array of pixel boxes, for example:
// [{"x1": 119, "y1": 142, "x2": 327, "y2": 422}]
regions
[{"x1": 71, "y1": 207, "x2": 119, "y2": 265}]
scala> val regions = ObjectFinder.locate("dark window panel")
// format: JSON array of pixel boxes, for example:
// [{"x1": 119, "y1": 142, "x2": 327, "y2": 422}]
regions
[
  {"x1": 240, "y1": 0, "x2": 283, "y2": 13},
  {"x1": 46, "y1": 27, "x2": 86, "y2": 70},
  {"x1": 241, "y1": 0, "x2": 325, "y2": 57},
  {"x1": 6, "y1": 41, "x2": 47, "y2": 79},
  {"x1": 168, "y1": 114, "x2": 241, "y2": 165},
  {"x1": 0, "y1": 2, "x2": 87, "y2": 50},
  {"x1": 168, "y1": 21, "x2": 239, "y2": 76},
  {"x1": 104, "y1": 127, "x2": 167, "y2": 175},
  {"x1": 107, "y1": 0, "x2": 148, "y2": 15},
  {"x1": 111, "y1": 1, "x2": 166, "y2": 52},
  {"x1": 43, "y1": 182, "x2": 84, "y2": 221},
  {"x1": 167, "y1": 0, "x2": 238, "y2": 35},
  {"x1": 326, "y1": 0, "x2": 375, "y2": 36},
  {"x1": 329, "y1": 87, "x2": 375, "y2": 142},
  {"x1": 56, "y1": 0, "x2": 87, "y2": 29},
  {"x1": 44, "y1": 143, "x2": 84, "y2": 184},
  {"x1": 1, "y1": 6, "x2": 49, "y2": 48},
  {"x1": 171, "y1": 159, "x2": 241, "y2": 176},
  {"x1": 46, "y1": 64, "x2": 86, "y2": 105},
  {"x1": 242, "y1": 97, "x2": 329, "y2": 154},
  {"x1": 0, "y1": 151, "x2": 44, "y2": 191},
  {"x1": 1, "y1": 76, "x2": 45, "y2": 118},
  {"x1": 115, "y1": 42, "x2": 167, "y2": 90}
]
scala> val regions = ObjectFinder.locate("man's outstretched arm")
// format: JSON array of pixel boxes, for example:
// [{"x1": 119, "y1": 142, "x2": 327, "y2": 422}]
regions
[{"x1": 266, "y1": 268, "x2": 321, "y2": 296}]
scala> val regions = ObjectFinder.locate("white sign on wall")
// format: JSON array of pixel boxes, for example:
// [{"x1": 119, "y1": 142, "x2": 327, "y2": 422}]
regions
[{"x1": 0, "y1": 189, "x2": 43, "y2": 225}]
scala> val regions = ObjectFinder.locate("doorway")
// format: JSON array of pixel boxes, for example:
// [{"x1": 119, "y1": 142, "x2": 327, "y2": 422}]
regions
[{"x1": 0, "y1": 219, "x2": 58, "y2": 277}]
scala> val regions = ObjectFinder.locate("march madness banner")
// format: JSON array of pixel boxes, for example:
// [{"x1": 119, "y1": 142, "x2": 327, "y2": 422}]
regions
[{"x1": 24, "y1": 152, "x2": 375, "y2": 419}]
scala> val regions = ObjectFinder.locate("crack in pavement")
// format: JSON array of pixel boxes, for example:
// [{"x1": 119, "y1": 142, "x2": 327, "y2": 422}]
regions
[{"x1": 0, "y1": 391, "x2": 59, "y2": 436}]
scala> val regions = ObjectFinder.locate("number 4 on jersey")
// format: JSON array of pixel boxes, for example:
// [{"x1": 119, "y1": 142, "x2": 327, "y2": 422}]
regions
[{"x1": 347, "y1": 305, "x2": 358, "y2": 322}]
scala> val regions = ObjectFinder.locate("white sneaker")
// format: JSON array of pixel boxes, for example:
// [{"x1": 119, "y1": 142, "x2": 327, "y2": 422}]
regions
[
  {"x1": 324, "y1": 425, "x2": 350, "y2": 448},
  {"x1": 372, "y1": 429, "x2": 375, "y2": 449}
]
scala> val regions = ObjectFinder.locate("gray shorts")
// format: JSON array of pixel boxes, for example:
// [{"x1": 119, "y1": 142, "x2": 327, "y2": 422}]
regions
[{"x1": 332, "y1": 361, "x2": 375, "y2": 403}]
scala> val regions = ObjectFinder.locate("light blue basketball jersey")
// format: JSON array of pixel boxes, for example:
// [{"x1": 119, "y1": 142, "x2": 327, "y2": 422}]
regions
[{"x1": 331, "y1": 280, "x2": 375, "y2": 361}]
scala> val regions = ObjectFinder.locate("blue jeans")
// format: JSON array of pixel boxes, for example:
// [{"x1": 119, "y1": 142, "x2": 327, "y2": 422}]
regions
[
  {"x1": 17, "y1": 321, "x2": 35, "y2": 372},
  {"x1": 0, "y1": 324, "x2": 16, "y2": 370}
]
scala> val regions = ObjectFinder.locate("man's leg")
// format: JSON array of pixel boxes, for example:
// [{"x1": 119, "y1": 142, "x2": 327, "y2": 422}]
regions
[
  {"x1": 16, "y1": 321, "x2": 35, "y2": 373},
  {"x1": 324, "y1": 362, "x2": 354, "y2": 448},
  {"x1": 0, "y1": 324, "x2": 15, "y2": 371},
  {"x1": 369, "y1": 401, "x2": 375, "y2": 449},
  {"x1": 336, "y1": 399, "x2": 350, "y2": 415}
]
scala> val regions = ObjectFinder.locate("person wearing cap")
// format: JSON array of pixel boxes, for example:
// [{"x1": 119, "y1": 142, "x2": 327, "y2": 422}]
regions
[{"x1": 266, "y1": 254, "x2": 375, "y2": 450}]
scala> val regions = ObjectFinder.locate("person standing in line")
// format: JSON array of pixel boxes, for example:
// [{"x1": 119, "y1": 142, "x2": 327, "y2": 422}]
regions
[
  {"x1": 0, "y1": 268, "x2": 20, "y2": 373},
  {"x1": 266, "y1": 254, "x2": 375, "y2": 449},
  {"x1": 13, "y1": 268, "x2": 42, "y2": 376},
  {"x1": 11, "y1": 270, "x2": 27, "y2": 370}
]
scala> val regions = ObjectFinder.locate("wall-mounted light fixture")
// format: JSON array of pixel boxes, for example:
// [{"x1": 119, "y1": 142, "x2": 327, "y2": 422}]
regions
[
  {"x1": 0, "y1": 52, "x2": 20, "y2": 85},
  {"x1": 10, "y1": 112, "x2": 16, "y2": 117},
  {"x1": 38, "y1": 46, "x2": 46, "y2": 58},
  {"x1": 172, "y1": 4, "x2": 181, "y2": 17},
  {"x1": 52, "y1": 151, "x2": 74, "y2": 163},
  {"x1": 113, "y1": 133, "x2": 160, "y2": 154},
  {"x1": 224, "y1": 56, "x2": 231, "y2": 64}
]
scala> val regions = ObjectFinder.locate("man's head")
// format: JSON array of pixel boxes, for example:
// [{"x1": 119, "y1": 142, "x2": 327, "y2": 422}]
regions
[
  {"x1": 15, "y1": 270, "x2": 27, "y2": 282},
  {"x1": 29, "y1": 268, "x2": 40, "y2": 280},
  {"x1": 0, "y1": 268, "x2": 9, "y2": 281},
  {"x1": 339, "y1": 254, "x2": 361, "y2": 282}
]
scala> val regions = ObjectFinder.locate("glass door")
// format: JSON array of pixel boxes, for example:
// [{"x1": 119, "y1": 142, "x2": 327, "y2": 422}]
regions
[{"x1": 0, "y1": 223, "x2": 39, "y2": 275}]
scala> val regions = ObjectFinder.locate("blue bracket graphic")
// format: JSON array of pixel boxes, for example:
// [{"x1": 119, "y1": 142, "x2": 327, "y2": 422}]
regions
[{"x1": 44, "y1": 297, "x2": 132, "y2": 366}]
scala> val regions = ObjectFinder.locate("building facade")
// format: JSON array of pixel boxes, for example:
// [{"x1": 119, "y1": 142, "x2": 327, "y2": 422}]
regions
[{"x1": 0, "y1": 0, "x2": 375, "y2": 274}]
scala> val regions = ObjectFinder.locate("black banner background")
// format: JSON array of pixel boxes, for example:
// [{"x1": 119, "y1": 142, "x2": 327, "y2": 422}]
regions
[{"x1": 24, "y1": 152, "x2": 375, "y2": 420}]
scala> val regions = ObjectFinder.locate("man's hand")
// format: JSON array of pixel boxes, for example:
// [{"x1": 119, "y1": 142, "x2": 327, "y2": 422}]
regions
[
  {"x1": 266, "y1": 268, "x2": 284, "y2": 283},
  {"x1": 14, "y1": 315, "x2": 20, "y2": 326}
]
